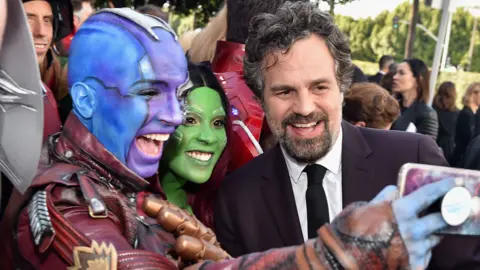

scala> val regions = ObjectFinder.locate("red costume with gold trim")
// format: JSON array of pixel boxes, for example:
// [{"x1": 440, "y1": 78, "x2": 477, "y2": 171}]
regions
[{"x1": 212, "y1": 41, "x2": 269, "y2": 172}]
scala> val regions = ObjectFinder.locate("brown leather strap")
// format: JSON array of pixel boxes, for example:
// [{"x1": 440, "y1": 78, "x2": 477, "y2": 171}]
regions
[
  {"x1": 317, "y1": 225, "x2": 359, "y2": 270},
  {"x1": 44, "y1": 184, "x2": 92, "y2": 265}
]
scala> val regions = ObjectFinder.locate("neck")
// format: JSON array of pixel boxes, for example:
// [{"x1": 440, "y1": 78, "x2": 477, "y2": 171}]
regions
[
  {"x1": 470, "y1": 103, "x2": 478, "y2": 113},
  {"x1": 160, "y1": 170, "x2": 193, "y2": 214},
  {"x1": 402, "y1": 90, "x2": 418, "y2": 108}
]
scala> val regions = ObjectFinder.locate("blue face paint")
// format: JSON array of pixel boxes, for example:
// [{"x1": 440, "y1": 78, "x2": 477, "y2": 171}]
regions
[{"x1": 68, "y1": 9, "x2": 188, "y2": 178}]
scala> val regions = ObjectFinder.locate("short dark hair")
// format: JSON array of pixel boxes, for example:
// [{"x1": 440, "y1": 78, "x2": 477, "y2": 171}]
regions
[
  {"x1": 243, "y1": 1, "x2": 353, "y2": 99},
  {"x1": 226, "y1": 0, "x2": 308, "y2": 44},
  {"x1": 433, "y1": 81, "x2": 457, "y2": 111},
  {"x1": 379, "y1": 55, "x2": 394, "y2": 70},
  {"x1": 71, "y1": 0, "x2": 95, "y2": 11},
  {"x1": 136, "y1": 4, "x2": 168, "y2": 22}
]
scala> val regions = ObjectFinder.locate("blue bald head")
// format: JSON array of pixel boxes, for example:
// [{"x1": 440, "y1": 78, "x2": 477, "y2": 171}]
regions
[{"x1": 68, "y1": 9, "x2": 189, "y2": 178}]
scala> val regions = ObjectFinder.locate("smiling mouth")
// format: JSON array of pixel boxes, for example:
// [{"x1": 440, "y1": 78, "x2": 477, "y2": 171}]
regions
[
  {"x1": 35, "y1": 44, "x2": 47, "y2": 50},
  {"x1": 291, "y1": 121, "x2": 320, "y2": 129},
  {"x1": 136, "y1": 134, "x2": 170, "y2": 157},
  {"x1": 186, "y1": 151, "x2": 213, "y2": 162}
]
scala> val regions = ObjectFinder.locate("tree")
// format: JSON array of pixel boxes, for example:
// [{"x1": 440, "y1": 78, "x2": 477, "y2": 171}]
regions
[
  {"x1": 318, "y1": 0, "x2": 358, "y2": 15},
  {"x1": 95, "y1": 0, "x2": 223, "y2": 28},
  {"x1": 405, "y1": 0, "x2": 420, "y2": 58}
]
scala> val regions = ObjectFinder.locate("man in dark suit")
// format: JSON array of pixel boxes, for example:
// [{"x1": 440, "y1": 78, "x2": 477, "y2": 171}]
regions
[
  {"x1": 214, "y1": 2, "x2": 480, "y2": 269},
  {"x1": 368, "y1": 55, "x2": 394, "y2": 84}
]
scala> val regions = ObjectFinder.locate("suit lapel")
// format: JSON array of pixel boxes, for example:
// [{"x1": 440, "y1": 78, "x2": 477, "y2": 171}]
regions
[
  {"x1": 341, "y1": 122, "x2": 375, "y2": 206},
  {"x1": 260, "y1": 145, "x2": 304, "y2": 246}
]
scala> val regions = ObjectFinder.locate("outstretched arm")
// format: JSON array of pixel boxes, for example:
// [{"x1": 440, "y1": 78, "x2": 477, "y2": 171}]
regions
[{"x1": 186, "y1": 179, "x2": 455, "y2": 270}]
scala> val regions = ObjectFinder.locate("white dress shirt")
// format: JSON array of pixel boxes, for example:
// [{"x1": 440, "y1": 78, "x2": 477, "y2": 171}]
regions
[{"x1": 281, "y1": 129, "x2": 343, "y2": 242}]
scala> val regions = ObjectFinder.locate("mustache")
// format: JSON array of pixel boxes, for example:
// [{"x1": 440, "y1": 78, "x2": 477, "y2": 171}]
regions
[{"x1": 281, "y1": 112, "x2": 328, "y2": 128}]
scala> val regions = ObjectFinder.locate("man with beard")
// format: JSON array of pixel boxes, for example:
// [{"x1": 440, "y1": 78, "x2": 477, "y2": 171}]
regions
[{"x1": 214, "y1": 0, "x2": 458, "y2": 265}]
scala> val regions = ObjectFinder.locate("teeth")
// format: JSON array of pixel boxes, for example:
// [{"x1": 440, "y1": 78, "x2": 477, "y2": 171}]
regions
[
  {"x1": 186, "y1": 151, "x2": 213, "y2": 162},
  {"x1": 35, "y1": 45, "x2": 46, "y2": 49},
  {"x1": 143, "y1": 134, "x2": 170, "y2": 141},
  {"x1": 293, "y1": 122, "x2": 317, "y2": 128}
]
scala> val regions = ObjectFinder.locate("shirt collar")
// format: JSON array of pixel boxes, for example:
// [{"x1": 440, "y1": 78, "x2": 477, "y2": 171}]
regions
[{"x1": 282, "y1": 128, "x2": 343, "y2": 183}]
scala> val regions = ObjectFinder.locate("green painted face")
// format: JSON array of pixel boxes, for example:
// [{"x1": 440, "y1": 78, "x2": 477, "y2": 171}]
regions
[{"x1": 163, "y1": 86, "x2": 227, "y2": 184}]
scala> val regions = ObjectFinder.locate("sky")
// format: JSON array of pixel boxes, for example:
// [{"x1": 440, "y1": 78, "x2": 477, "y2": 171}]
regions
[{"x1": 317, "y1": 0, "x2": 480, "y2": 19}]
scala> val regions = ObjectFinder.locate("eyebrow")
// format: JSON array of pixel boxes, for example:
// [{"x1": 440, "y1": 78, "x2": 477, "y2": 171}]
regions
[
  {"x1": 308, "y1": 78, "x2": 331, "y2": 88},
  {"x1": 212, "y1": 107, "x2": 226, "y2": 116},
  {"x1": 130, "y1": 80, "x2": 169, "y2": 88},
  {"x1": 270, "y1": 78, "x2": 331, "y2": 92},
  {"x1": 26, "y1": 13, "x2": 54, "y2": 19}
]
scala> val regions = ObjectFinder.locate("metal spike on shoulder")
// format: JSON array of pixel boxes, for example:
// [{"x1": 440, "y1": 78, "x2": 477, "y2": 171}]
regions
[{"x1": 28, "y1": 190, "x2": 55, "y2": 247}]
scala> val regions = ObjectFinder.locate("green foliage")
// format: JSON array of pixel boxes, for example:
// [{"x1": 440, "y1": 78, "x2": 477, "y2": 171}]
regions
[
  {"x1": 337, "y1": 1, "x2": 480, "y2": 72},
  {"x1": 319, "y1": 0, "x2": 359, "y2": 14}
]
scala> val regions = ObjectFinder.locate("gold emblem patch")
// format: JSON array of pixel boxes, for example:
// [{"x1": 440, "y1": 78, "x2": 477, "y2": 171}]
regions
[{"x1": 69, "y1": 240, "x2": 118, "y2": 270}]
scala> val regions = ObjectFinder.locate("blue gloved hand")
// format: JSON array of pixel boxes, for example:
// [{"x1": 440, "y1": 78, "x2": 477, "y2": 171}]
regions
[{"x1": 391, "y1": 178, "x2": 456, "y2": 269}]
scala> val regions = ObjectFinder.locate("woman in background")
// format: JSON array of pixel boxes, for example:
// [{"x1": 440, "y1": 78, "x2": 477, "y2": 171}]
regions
[
  {"x1": 391, "y1": 59, "x2": 438, "y2": 140},
  {"x1": 343, "y1": 83, "x2": 400, "y2": 130},
  {"x1": 433, "y1": 81, "x2": 459, "y2": 163},
  {"x1": 451, "y1": 82, "x2": 480, "y2": 167}
]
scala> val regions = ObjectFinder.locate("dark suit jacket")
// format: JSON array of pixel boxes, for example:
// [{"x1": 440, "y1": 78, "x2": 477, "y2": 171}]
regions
[
  {"x1": 215, "y1": 122, "x2": 479, "y2": 269},
  {"x1": 368, "y1": 72, "x2": 383, "y2": 84},
  {"x1": 451, "y1": 106, "x2": 476, "y2": 167}
]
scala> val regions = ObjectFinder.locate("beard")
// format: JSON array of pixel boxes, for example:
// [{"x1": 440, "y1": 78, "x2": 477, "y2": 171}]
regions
[{"x1": 266, "y1": 110, "x2": 334, "y2": 163}]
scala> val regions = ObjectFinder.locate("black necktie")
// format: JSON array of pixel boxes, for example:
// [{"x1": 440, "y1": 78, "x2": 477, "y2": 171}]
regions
[{"x1": 304, "y1": 164, "x2": 329, "y2": 239}]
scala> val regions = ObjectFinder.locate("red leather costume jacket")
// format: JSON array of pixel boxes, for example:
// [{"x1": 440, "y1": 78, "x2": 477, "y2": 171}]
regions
[
  {"x1": 212, "y1": 41, "x2": 270, "y2": 172},
  {"x1": 42, "y1": 83, "x2": 62, "y2": 141},
  {"x1": 0, "y1": 114, "x2": 176, "y2": 269}
]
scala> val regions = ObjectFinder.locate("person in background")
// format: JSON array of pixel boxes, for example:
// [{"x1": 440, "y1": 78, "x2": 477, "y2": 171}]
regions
[
  {"x1": 23, "y1": 0, "x2": 70, "y2": 124},
  {"x1": 451, "y1": 82, "x2": 480, "y2": 167},
  {"x1": 188, "y1": 5, "x2": 227, "y2": 63},
  {"x1": 369, "y1": 55, "x2": 394, "y2": 84},
  {"x1": 343, "y1": 83, "x2": 400, "y2": 130},
  {"x1": 136, "y1": 4, "x2": 169, "y2": 21},
  {"x1": 72, "y1": 0, "x2": 95, "y2": 29},
  {"x1": 380, "y1": 62, "x2": 397, "y2": 93},
  {"x1": 391, "y1": 58, "x2": 438, "y2": 140},
  {"x1": 433, "y1": 81, "x2": 459, "y2": 163},
  {"x1": 351, "y1": 65, "x2": 368, "y2": 84}
]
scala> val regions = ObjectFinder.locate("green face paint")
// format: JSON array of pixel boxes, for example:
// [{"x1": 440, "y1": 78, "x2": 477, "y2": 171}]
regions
[{"x1": 162, "y1": 86, "x2": 227, "y2": 184}]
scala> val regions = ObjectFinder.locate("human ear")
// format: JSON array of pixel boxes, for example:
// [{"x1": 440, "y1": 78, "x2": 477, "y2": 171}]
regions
[
  {"x1": 70, "y1": 82, "x2": 96, "y2": 119},
  {"x1": 354, "y1": 121, "x2": 366, "y2": 128}
]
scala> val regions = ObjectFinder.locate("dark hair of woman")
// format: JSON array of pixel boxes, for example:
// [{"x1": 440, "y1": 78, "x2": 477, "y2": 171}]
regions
[
  {"x1": 433, "y1": 81, "x2": 457, "y2": 112},
  {"x1": 404, "y1": 58, "x2": 430, "y2": 103}
]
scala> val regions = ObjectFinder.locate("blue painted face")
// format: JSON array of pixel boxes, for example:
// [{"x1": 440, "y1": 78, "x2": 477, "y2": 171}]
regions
[{"x1": 68, "y1": 11, "x2": 188, "y2": 178}]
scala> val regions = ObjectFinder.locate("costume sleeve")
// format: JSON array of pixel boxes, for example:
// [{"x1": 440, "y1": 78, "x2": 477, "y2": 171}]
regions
[{"x1": 188, "y1": 202, "x2": 409, "y2": 270}]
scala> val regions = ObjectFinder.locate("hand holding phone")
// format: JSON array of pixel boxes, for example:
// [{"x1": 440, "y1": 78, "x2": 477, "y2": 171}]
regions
[
  {"x1": 397, "y1": 163, "x2": 480, "y2": 236},
  {"x1": 392, "y1": 178, "x2": 456, "y2": 269}
]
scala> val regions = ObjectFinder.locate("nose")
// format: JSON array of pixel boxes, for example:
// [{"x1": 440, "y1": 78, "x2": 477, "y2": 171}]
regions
[
  {"x1": 33, "y1": 21, "x2": 48, "y2": 38},
  {"x1": 196, "y1": 125, "x2": 218, "y2": 145},
  {"x1": 292, "y1": 89, "x2": 316, "y2": 116},
  {"x1": 156, "y1": 93, "x2": 183, "y2": 127}
]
